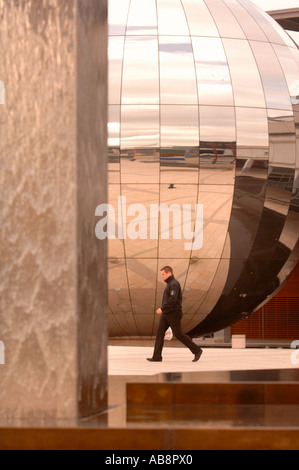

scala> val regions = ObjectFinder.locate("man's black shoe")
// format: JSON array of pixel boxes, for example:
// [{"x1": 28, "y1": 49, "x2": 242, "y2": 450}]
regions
[
  {"x1": 193, "y1": 349, "x2": 203, "y2": 363},
  {"x1": 147, "y1": 358, "x2": 163, "y2": 362}
]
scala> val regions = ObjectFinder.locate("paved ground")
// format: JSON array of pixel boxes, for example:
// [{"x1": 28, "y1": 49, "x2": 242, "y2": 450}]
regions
[{"x1": 108, "y1": 344, "x2": 297, "y2": 376}]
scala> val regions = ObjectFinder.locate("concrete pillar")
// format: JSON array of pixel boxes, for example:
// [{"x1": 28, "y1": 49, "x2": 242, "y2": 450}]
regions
[{"x1": 0, "y1": 0, "x2": 108, "y2": 423}]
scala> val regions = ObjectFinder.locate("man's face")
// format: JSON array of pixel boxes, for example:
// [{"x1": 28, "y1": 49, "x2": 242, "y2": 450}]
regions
[{"x1": 161, "y1": 270, "x2": 172, "y2": 281}]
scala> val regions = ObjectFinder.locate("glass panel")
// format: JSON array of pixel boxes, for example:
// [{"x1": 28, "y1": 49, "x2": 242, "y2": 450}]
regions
[
  {"x1": 250, "y1": 41, "x2": 292, "y2": 112},
  {"x1": 121, "y1": 105, "x2": 159, "y2": 149},
  {"x1": 160, "y1": 105, "x2": 199, "y2": 147},
  {"x1": 236, "y1": 108, "x2": 269, "y2": 148},
  {"x1": 204, "y1": 0, "x2": 246, "y2": 39},
  {"x1": 122, "y1": 36, "x2": 159, "y2": 105},
  {"x1": 222, "y1": 0, "x2": 268, "y2": 41},
  {"x1": 108, "y1": 0, "x2": 131, "y2": 36},
  {"x1": 126, "y1": 0, "x2": 158, "y2": 35},
  {"x1": 159, "y1": 36, "x2": 198, "y2": 105},
  {"x1": 222, "y1": 39, "x2": 265, "y2": 108},
  {"x1": 156, "y1": 0, "x2": 189, "y2": 36},
  {"x1": 109, "y1": 36, "x2": 125, "y2": 105},
  {"x1": 192, "y1": 37, "x2": 234, "y2": 106},
  {"x1": 181, "y1": 0, "x2": 219, "y2": 37},
  {"x1": 122, "y1": 184, "x2": 159, "y2": 258}
]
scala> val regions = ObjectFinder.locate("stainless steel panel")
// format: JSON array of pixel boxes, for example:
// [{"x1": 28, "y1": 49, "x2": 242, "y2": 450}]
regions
[
  {"x1": 238, "y1": 0, "x2": 294, "y2": 47},
  {"x1": 223, "y1": 38, "x2": 266, "y2": 108},
  {"x1": 160, "y1": 147, "x2": 200, "y2": 185},
  {"x1": 107, "y1": 184, "x2": 125, "y2": 258},
  {"x1": 156, "y1": 0, "x2": 189, "y2": 36},
  {"x1": 236, "y1": 107, "x2": 269, "y2": 148},
  {"x1": 222, "y1": 0, "x2": 268, "y2": 41},
  {"x1": 107, "y1": 0, "x2": 299, "y2": 339},
  {"x1": 181, "y1": 0, "x2": 220, "y2": 37},
  {"x1": 109, "y1": 0, "x2": 131, "y2": 35},
  {"x1": 108, "y1": 106, "x2": 121, "y2": 184},
  {"x1": 181, "y1": 258, "x2": 222, "y2": 331},
  {"x1": 122, "y1": 184, "x2": 159, "y2": 258},
  {"x1": 109, "y1": 36, "x2": 125, "y2": 105},
  {"x1": 126, "y1": 258, "x2": 158, "y2": 336},
  {"x1": 204, "y1": 0, "x2": 246, "y2": 39},
  {"x1": 250, "y1": 41, "x2": 293, "y2": 111},
  {"x1": 120, "y1": 147, "x2": 160, "y2": 184},
  {"x1": 199, "y1": 141, "x2": 236, "y2": 185},
  {"x1": 158, "y1": 184, "x2": 199, "y2": 260},
  {"x1": 192, "y1": 37, "x2": 234, "y2": 106},
  {"x1": 121, "y1": 105, "x2": 160, "y2": 149},
  {"x1": 268, "y1": 110, "x2": 296, "y2": 167},
  {"x1": 160, "y1": 105, "x2": 199, "y2": 148},
  {"x1": 108, "y1": 105, "x2": 121, "y2": 148},
  {"x1": 200, "y1": 106, "x2": 235, "y2": 142},
  {"x1": 159, "y1": 36, "x2": 198, "y2": 105},
  {"x1": 122, "y1": 36, "x2": 159, "y2": 105},
  {"x1": 187, "y1": 257, "x2": 231, "y2": 336},
  {"x1": 108, "y1": 259, "x2": 138, "y2": 336},
  {"x1": 200, "y1": 106, "x2": 236, "y2": 184},
  {"x1": 274, "y1": 44, "x2": 299, "y2": 107},
  {"x1": 126, "y1": 0, "x2": 158, "y2": 36},
  {"x1": 196, "y1": 184, "x2": 234, "y2": 258},
  {"x1": 279, "y1": 170, "x2": 299, "y2": 253}
]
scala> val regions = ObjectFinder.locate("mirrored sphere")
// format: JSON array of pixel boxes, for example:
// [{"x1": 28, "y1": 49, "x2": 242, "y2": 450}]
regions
[{"x1": 106, "y1": 0, "x2": 299, "y2": 338}]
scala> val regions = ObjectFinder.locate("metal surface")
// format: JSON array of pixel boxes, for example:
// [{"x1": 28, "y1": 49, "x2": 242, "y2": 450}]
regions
[{"x1": 106, "y1": 0, "x2": 299, "y2": 338}]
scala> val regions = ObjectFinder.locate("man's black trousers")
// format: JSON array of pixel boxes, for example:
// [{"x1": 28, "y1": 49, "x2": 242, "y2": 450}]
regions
[{"x1": 153, "y1": 311, "x2": 200, "y2": 360}]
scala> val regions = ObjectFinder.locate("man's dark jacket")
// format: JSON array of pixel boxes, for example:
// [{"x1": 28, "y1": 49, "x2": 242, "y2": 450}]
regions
[{"x1": 161, "y1": 275, "x2": 183, "y2": 315}]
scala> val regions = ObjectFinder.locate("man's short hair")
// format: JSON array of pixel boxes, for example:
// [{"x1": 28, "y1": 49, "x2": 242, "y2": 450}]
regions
[{"x1": 161, "y1": 266, "x2": 173, "y2": 275}]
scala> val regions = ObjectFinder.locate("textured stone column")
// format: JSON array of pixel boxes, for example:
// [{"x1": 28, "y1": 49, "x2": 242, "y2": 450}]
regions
[{"x1": 0, "y1": 0, "x2": 108, "y2": 423}]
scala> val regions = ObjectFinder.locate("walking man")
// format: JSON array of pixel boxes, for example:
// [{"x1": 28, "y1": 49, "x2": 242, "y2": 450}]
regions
[{"x1": 147, "y1": 266, "x2": 203, "y2": 363}]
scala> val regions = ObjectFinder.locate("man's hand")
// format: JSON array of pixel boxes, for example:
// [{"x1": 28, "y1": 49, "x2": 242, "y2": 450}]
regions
[{"x1": 156, "y1": 308, "x2": 162, "y2": 315}]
